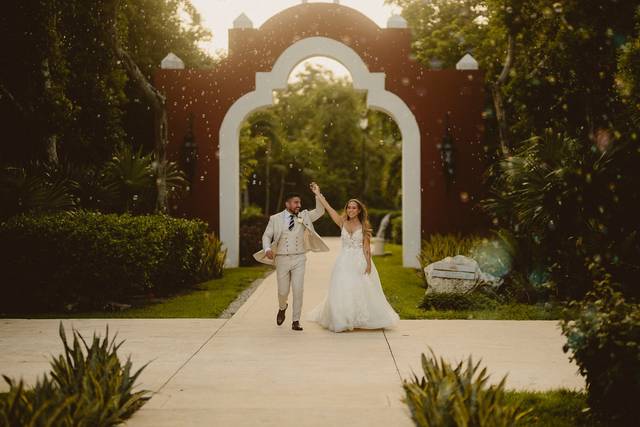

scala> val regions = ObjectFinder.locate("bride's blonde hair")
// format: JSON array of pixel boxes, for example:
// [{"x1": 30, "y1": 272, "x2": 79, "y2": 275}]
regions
[{"x1": 341, "y1": 198, "x2": 373, "y2": 238}]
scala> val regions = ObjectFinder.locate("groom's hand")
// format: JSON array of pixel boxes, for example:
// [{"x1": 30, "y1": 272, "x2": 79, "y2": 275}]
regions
[{"x1": 265, "y1": 248, "x2": 274, "y2": 260}]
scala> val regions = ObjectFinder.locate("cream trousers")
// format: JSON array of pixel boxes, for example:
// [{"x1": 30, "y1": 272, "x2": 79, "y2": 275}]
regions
[{"x1": 274, "y1": 253, "x2": 306, "y2": 322}]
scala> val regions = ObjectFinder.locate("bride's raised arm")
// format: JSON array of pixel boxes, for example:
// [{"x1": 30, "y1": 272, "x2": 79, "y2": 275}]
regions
[{"x1": 309, "y1": 182, "x2": 343, "y2": 228}]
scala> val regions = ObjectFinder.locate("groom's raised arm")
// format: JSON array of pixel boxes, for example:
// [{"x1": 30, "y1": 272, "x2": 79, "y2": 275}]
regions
[{"x1": 308, "y1": 195, "x2": 325, "y2": 222}]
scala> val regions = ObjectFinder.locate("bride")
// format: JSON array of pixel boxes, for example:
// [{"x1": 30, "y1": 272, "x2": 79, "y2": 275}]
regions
[{"x1": 306, "y1": 182, "x2": 400, "y2": 332}]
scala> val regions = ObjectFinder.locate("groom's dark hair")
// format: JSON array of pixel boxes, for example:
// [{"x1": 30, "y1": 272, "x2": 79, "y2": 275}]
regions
[{"x1": 284, "y1": 192, "x2": 302, "y2": 202}]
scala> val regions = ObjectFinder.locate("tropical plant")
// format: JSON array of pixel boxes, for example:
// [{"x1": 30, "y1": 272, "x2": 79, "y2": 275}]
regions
[
  {"x1": 482, "y1": 131, "x2": 640, "y2": 299},
  {"x1": 0, "y1": 163, "x2": 76, "y2": 220},
  {"x1": 403, "y1": 348, "x2": 531, "y2": 426},
  {"x1": 102, "y1": 143, "x2": 154, "y2": 213},
  {"x1": 0, "y1": 323, "x2": 150, "y2": 426},
  {"x1": 199, "y1": 232, "x2": 227, "y2": 280}
]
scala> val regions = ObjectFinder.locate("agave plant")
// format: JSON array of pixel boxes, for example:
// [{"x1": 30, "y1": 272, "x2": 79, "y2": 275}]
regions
[
  {"x1": 199, "y1": 232, "x2": 227, "y2": 280},
  {"x1": 403, "y1": 348, "x2": 531, "y2": 426},
  {"x1": 0, "y1": 322, "x2": 150, "y2": 426},
  {"x1": 102, "y1": 143, "x2": 155, "y2": 213}
]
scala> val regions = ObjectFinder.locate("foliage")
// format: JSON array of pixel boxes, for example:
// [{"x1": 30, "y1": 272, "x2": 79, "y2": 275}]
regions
[
  {"x1": 617, "y1": 8, "x2": 640, "y2": 128},
  {"x1": 102, "y1": 143, "x2": 188, "y2": 213},
  {"x1": 387, "y1": 0, "x2": 497, "y2": 70},
  {"x1": 377, "y1": 244, "x2": 563, "y2": 320},
  {"x1": 482, "y1": 131, "x2": 640, "y2": 299},
  {"x1": 0, "y1": 164, "x2": 77, "y2": 220},
  {"x1": 402, "y1": 348, "x2": 531, "y2": 426},
  {"x1": 420, "y1": 290, "x2": 500, "y2": 311},
  {"x1": 0, "y1": 211, "x2": 215, "y2": 313},
  {"x1": 200, "y1": 232, "x2": 226, "y2": 280},
  {"x1": 1, "y1": 1, "x2": 214, "y2": 165},
  {"x1": 239, "y1": 206, "x2": 269, "y2": 266},
  {"x1": 242, "y1": 64, "x2": 403, "y2": 215},
  {"x1": 560, "y1": 276, "x2": 640, "y2": 425},
  {"x1": 0, "y1": 323, "x2": 150, "y2": 426},
  {"x1": 0, "y1": 144, "x2": 188, "y2": 218},
  {"x1": 503, "y1": 389, "x2": 598, "y2": 427}
]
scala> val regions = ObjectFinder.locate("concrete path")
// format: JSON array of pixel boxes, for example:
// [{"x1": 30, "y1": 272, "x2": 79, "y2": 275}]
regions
[{"x1": 0, "y1": 237, "x2": 583, "y2": 426}]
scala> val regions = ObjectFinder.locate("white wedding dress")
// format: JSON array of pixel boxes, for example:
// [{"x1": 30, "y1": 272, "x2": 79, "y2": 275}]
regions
[{"x1": 306, "y1": 224, "x2": 400, "y2": 332}]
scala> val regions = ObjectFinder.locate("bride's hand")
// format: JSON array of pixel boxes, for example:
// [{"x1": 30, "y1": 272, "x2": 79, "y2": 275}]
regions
[
  {"x1": 365, "y1": 263, "x2": 371, "y2": 275},
  {"x1": 309, "y1": 182, "x2": 320, "y2": 195}
]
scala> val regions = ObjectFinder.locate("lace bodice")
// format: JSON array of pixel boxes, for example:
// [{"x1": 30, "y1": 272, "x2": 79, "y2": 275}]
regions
[{"x1": 341, "y1": 225, "x2": 364, "y2": 249}]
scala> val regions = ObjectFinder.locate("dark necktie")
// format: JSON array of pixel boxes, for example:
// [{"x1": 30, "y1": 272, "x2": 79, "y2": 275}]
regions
[{"x1": 288, "y1": 214, "x2": 295, "y2": 231}]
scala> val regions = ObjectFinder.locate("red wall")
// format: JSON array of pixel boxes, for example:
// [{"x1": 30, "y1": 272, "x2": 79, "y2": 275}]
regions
[{"x1": 154, "y1": 3, "x2": 487, "y2": 237}]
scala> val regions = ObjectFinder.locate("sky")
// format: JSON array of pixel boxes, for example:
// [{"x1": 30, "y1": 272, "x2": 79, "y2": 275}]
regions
[{"x1": 188, "y1": 0, "x2": 401, "y2": 80}]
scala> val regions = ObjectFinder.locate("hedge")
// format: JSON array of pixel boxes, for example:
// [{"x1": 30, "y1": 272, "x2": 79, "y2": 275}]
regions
[{"x1": 0, "y1": 211, "x2": 219, "y2": 313}]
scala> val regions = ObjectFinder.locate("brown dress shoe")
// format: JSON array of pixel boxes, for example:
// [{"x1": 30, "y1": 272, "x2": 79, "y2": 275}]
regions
[
  {"x1": 292, "y1": 321, "x2": 303, "y2": 331},
  {"x1": 276, "y1": 304, "x2": 288, "y2": 326}
]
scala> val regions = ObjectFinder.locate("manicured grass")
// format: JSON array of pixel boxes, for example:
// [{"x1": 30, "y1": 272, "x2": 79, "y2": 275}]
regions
[
  {"x1": 375, "y1": 244, "x2": 565, "y2": 320},
  {"x1": 3, "y1": 265, "x2": 271, "y2": 318},
  {"x1": 505, "y1": 389, "x2": 599, "y2": 426}
]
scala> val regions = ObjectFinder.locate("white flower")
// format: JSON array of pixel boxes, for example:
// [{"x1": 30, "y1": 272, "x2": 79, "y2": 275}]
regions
[{"x1": 297, "y1": 216, "x2": 303, "y2": 223}]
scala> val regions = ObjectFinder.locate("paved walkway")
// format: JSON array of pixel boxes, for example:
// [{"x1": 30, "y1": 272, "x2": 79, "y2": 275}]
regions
[{"x1": 0, "y1": 238, "x2": 583, "y2": 426}]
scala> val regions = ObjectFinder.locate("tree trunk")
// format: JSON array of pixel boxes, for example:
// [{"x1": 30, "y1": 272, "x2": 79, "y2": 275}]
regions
[
  {"x1": 491, "y1": 34, "x2": 514, "y2": 155},
  {"x1": 106, "y1": 0, "x2": 169, "y2": 212},
  {"x1": 242, "y1": 188, "x2": 250, "y2": 211},
  {"x1": 276, "y1": 171, "x2": 285, "y2": 211},
  {"x1": 42, "y1": 59, "x2": 59, "y2": 164}
]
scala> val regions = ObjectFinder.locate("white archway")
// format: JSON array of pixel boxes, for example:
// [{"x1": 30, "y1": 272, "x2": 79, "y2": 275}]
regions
[{"x1": 219, "y1": 36, "x2": 421, "y2": 268}]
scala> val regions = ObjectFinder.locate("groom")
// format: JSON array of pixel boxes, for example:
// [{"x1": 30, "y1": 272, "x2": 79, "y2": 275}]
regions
[{"x1": 253, "y1": 183, "x2": 329, "y2": 331}]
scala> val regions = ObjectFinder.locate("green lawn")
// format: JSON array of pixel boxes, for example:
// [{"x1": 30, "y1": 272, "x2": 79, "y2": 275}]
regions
[
  {"x1": 4, "y1": 265, "x2": 271, "y2": 318},
  {"x1": 505, "y1": 389, "x2": 599, "y2": 426},
  {"x1": 375, "y1": 244, "x2": 564, "y2": 320}
]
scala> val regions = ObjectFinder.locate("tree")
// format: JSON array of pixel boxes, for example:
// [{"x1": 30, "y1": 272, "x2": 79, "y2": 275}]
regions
[
  {"x1": 242, "y1": 63, "x2": 402, "y2": 214},
  {"x1": 1, "y1": 0, "x2": 215, "y2": 212}
]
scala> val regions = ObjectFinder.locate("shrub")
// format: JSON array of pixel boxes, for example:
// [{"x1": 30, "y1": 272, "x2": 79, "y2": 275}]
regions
[
  {"x1": 200, "y1": 232, "x2": 226, "y2": 279},
  {"x1": 420, "y1": 290, "x2": 500, "y2": 311},
  {"x1": 0, "y1": 211, "x2": 213, "y2": 312},
  {"x1": 403, "y1": 348, "x2": 531, "y2": 426},
  {"x1": 240, "y1": 211, "x2": 269, "y2": 266},
  {"x1": 482, "y1": 132, "x2": 640, "y2": 300},
  {"x1": 0, "y1": 323, "x2": 150, "y2": 426},
  {"x1": 560, "y1": 276, "x2": 640, "y2": 425}
]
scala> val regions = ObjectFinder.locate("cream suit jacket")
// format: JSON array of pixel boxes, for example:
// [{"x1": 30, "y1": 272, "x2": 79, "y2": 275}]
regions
[{"x1": 253, "y1": 196, "x2": 329, "y2": 265}]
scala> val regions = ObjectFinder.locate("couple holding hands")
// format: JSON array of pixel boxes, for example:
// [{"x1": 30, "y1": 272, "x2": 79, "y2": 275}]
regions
[{"x1": 254, "y1": 182, "x2": 399, "y2": 333}]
